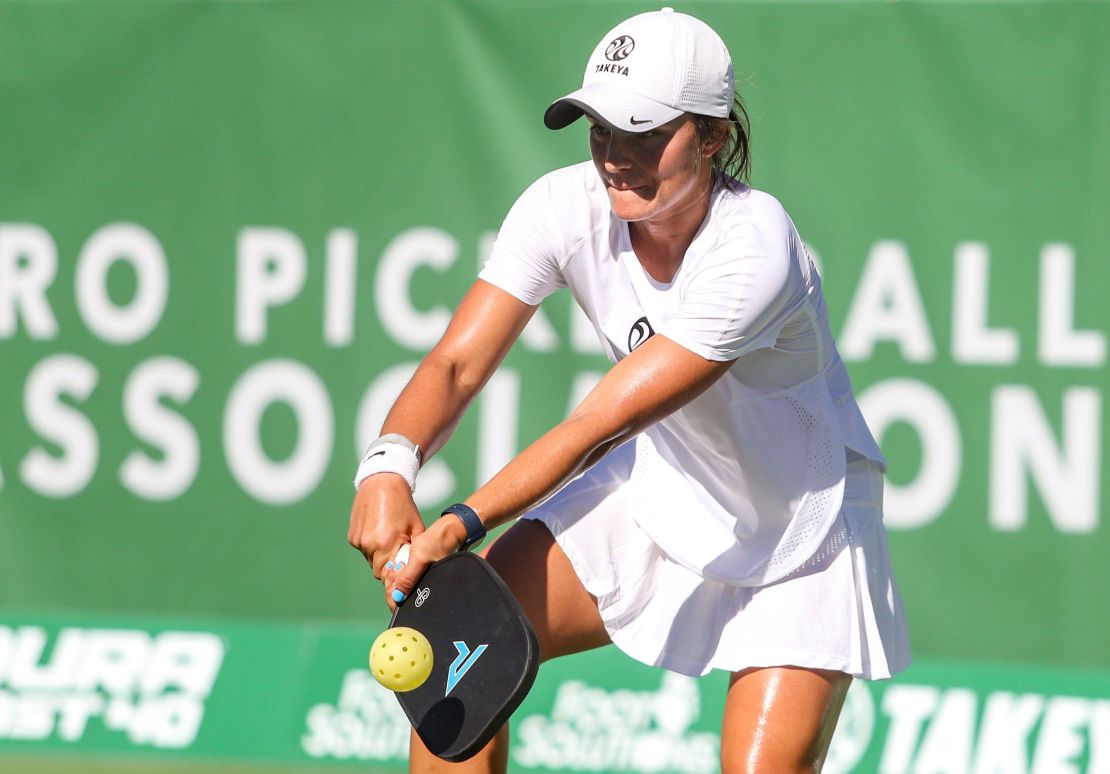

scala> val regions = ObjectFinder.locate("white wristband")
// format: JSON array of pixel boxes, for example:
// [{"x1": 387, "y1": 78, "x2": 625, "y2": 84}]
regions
[{"x1": 353, "y1": 441, "x2": 420, "y2": 492}]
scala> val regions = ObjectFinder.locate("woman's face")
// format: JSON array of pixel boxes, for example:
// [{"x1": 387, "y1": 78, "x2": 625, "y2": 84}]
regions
[{"x1": 587, "y1": 114, "x2": 715, "y2": 225}]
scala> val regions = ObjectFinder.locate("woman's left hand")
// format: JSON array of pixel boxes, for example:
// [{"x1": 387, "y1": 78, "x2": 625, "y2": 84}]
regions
[{"x1": 383, "y1": 514, "x2": 470, "y2": 612}]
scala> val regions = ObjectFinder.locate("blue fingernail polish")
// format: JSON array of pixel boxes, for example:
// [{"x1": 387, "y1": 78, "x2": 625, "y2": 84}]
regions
[
  {"x1": 391, "y1": 590, "x2": 406, "y2": 603},
  {"x1": 395, "y1": 562, "x2": 406, "y2": 571},
  {"x1": 385, "y1": 561, "x2": 394, "y2": 570}
]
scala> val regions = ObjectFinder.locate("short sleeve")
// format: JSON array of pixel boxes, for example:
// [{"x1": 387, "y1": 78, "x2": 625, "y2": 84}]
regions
[
  {"x1": 661, "y1": 218, "x2": 803, "y2": 362},
  {"x1": 478, "y1": 175, "x2": 568, "y2": 305}
]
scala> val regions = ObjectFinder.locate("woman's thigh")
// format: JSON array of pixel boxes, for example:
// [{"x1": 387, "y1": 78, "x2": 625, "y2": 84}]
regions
[
  {"x1": 479, "y1": 520, "x2": 611, "y2": 662},
  {"x1": 720, "y1": 666, "x2": 851, "y2": 774}
]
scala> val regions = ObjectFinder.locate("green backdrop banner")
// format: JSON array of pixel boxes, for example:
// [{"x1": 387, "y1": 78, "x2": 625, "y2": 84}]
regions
[
  {"x1": 2, "y1": 614, "x2": 1108, "y2": 773},
  {"x1": 0, "y1": 1, "x2": 1108, "y2": 768}
]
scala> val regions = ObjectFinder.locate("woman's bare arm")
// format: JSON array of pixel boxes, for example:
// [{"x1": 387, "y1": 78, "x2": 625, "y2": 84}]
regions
[
  {"x1": 348, "y1": 280, "x2": 536, "y2": 578},
  {"x1": 389, "y1": 332, "x2": 734, "y2": 605}
]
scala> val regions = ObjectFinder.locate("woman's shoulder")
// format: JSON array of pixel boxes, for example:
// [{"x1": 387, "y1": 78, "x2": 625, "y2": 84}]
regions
[
  {"x1": 708, "y1": 180, "x2": 797, "y2": 247},
  {"x1": 527, "y1": 161, "x2": 607, "y2": 204},
  {"x1": 511, "y1": 161, "x2": 610, "y2": 233},
  {"x1": 714, "y1": 179, "x2": 790, "y2": 223}
]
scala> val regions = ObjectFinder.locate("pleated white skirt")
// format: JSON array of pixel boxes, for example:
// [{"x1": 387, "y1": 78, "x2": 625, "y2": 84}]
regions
[{"x1": 522, "y1": 445, "x2": 911, "y2": 679}]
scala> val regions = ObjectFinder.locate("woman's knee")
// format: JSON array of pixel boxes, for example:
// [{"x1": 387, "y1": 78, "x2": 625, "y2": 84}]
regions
[
  {"x1": 720, "y1": 667, "x2": 851, "y2": 774},
  {"x1": 481, "y1": 520, "x2": 609, "y2": 662}
]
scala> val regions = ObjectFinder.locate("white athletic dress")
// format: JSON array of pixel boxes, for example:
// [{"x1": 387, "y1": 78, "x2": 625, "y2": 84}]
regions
[{"x1": 478, "y1": 162, "x2": 911, "y2": 679}]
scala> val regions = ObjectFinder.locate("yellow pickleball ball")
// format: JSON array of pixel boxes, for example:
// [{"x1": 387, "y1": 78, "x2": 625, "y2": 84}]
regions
[{"x1": 369, "y1": 626, "x2": 434, "y2": 692}]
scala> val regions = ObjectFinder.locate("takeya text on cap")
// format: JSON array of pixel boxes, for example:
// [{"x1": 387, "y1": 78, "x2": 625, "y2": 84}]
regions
[{"x1": 594, "y1": 63, "x2": 630, "y2": 76}]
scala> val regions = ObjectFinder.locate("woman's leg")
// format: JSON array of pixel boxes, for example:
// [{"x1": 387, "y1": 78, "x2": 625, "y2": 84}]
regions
[
  {"x1": 409, "y1": 520, "x2": 611, "y2": 773},
  {"x1": 720, "y1": 666, "x2": 852, "y2": 774}
]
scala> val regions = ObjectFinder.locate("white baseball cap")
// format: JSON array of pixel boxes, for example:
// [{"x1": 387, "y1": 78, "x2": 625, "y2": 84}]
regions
[{"x1": 544, "y1": 7, "x2": 734, "y2": 133}]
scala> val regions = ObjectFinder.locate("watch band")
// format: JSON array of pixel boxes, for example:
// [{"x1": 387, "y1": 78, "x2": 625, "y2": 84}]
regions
[{"x1": 440, "y1": 503, "x2": 486, "y2": 551}]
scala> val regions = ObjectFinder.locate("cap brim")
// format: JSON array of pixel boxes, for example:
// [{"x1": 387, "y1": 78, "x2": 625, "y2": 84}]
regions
[{"x1": 543, "y1": 83, "x2": 683, "y2": 133}]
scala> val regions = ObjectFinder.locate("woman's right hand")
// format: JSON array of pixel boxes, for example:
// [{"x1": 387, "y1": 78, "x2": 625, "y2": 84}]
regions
[{"x1": 348, "y1": 473, "x2": 425, "y2": 580}]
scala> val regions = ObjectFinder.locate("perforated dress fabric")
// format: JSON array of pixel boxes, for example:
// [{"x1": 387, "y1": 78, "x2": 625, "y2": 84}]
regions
[
  {"x1": 763, "y1": 382, "x2": 841, "y2": 579},
  {"x1": 522, "y1": 446, "x2": 911, "y2": 679}
]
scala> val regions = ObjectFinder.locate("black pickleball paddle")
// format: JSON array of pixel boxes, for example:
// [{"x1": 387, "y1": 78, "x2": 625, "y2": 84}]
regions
[{"x1": 388, "y1": 551, "x2": 540, "y2": 762}]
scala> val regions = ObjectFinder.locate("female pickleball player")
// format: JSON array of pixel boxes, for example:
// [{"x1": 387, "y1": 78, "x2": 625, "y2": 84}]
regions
[{"x1": 349, "y1": 8, "x2": 910, "y2": 772}]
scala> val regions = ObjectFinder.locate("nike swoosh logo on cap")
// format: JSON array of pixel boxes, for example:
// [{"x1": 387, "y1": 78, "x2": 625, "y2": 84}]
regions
[{"x1": 629, "y1": 116, "x2": 652, "y2": 125}]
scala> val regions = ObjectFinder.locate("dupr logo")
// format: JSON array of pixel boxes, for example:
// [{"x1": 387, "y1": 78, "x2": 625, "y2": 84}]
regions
[{"x1": 605, "y1": 36, "x2": 635, "y2": 61}]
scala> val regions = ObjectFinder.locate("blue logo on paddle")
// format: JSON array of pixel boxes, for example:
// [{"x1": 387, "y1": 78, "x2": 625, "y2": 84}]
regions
[{"x1": 445, "y1": 640, "x2": 488, "y2": 696}]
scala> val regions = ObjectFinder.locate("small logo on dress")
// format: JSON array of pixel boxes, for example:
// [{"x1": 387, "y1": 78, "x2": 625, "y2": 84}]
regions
[
  {"x1": 628, "y1": 316, "x2": 655, "y2": 352},
  {"x1": 605, "y1": 36, "x2": 635, "y2": 61}
]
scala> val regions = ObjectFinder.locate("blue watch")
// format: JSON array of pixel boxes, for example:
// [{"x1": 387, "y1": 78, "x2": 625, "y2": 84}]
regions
[{"x1": 441, "y1": 503, "x2": 486, "y2": 551}]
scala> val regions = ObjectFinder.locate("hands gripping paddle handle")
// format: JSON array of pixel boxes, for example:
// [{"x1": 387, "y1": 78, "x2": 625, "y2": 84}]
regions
[{"x1": 392, "y1": 543, "x2": 411, "y2": 568}]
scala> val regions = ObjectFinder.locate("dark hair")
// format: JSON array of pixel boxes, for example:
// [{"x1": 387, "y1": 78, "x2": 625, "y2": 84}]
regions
[{"x1": 692, "y1": 95, "x2": 752, "y2": 185}]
